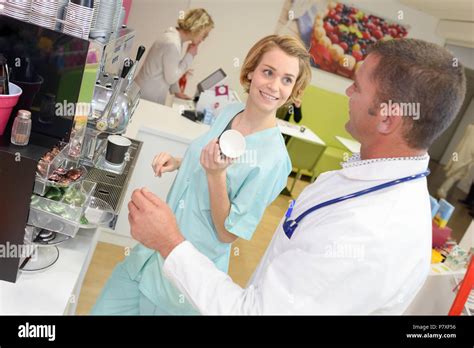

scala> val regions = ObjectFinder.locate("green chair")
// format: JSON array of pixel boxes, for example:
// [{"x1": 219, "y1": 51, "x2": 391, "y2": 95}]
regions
[
  {"x1": 313, "y1": 146, "x2": 349, "y2": 176},
  {"x1": 286, "y1": 137, "x2": 326, "y2": 194},
  {"x1": 293, "y1": 85, "x2": 355, "y2": 176}
]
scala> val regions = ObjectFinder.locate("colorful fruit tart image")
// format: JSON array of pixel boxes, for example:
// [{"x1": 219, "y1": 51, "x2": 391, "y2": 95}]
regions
[{"x1": 310, "y1": 1, "x2": 408, "y2": 79}]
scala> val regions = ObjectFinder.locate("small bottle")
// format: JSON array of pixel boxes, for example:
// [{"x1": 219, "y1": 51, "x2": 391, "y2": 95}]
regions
[
  {"x1": 210, "y1": 113, "x2": 216, "y2": 126},
  {"x1": 203, "y1": 108, "x2": 213, "y2": 125},
  {"x1": 11, "y1": 110, "x2": 32, "y2": 146}
]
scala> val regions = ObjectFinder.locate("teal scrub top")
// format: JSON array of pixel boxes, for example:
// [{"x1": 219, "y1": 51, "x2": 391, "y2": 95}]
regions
[{"x1": 123, "y1": 103, "x2": 292, "y2": 314}]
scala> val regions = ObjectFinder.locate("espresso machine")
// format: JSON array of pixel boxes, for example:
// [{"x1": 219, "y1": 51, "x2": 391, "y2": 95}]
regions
[
  {"x1": 82, "y1": 43, "x2": 145, "y2": 170},
  {"x1": 0, "y1": 15, "x2": 144, "y2": 283}
]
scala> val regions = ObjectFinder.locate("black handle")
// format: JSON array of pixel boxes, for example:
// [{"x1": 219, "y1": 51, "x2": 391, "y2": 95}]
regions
[
  {"x1": 136, "y1": 45, "x2": 146, "y2": 62},
  {"x1": 121, "y1": 58, "x2": 133, "y2": 78}
]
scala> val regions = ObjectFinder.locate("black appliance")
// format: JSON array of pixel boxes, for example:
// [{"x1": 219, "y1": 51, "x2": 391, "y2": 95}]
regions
[
  {"x1": 0, "y1": 14, "x2": 89, "y2": 142},
  {"x1": 0, "y1": 15, "x2": 90, "y2": 283}
]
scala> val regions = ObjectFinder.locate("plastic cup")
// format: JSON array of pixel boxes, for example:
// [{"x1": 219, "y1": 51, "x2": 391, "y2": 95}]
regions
[
  {"x1": 105, "y1": 135, "x2": 131, "y2": 165},
  {"x1": 0, "y1": 83, "x2": 23, "y2": 136},
  {"x1": 11, "y1": 75, "x2": 44, "y2": 111}
]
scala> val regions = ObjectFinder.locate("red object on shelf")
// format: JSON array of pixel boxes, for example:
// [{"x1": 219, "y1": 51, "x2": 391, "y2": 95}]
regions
[
  {"x1": 432, "y1": 221, "x2": 452, "y2": 248},
  {"x1": 448, "y1": 256, "x2": 474, "y2": 315},
  {"x1": 0, "y1": 83, "x2": 22, "y2": 135}
]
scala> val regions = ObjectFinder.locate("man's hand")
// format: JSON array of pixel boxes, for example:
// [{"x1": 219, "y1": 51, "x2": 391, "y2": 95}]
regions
[
  {"x1": 200, "y1": 138, "x2": 233, "y2": 177},
  {"x1": 128, "y1": 188, "x2": 185, "y2": 258}
]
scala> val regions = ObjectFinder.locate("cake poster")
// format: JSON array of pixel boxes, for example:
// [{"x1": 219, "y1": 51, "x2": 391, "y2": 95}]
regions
[{"x1": 308, "y1": 1, "x2": 408, "y2": 79}]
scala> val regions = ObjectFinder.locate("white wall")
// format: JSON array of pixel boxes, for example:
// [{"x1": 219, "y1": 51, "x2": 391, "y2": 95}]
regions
[
  {"x1": 439, "y1": 44, "x2": 474, "y2": 166},
  {"x1": 128, "y1": 0, "x2": 285, "y2": 100},
  {"x1": 188, "y1": 0, "x2": 285, "y2": 98},
  {"x1": 441, "y1": 97, "x2": 474, "y2": 193},
  {"x1": 126, "y1": 0, "x2": 190, "y2": 67},
  {"x1": 434, "y1": 44, "x2": 474, "y2": 164},
  {"x1": 127, "y1": 0, "x2": 445, "y2": 98},
  {"x1": 445, "y1": 44, "x2": 474, "y2": 70}
]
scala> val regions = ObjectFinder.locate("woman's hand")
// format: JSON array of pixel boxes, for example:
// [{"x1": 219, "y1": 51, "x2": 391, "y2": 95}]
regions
[
  {"x1": 152, "y1": 152, "x2": 181, "y2": 177},
  {"x1": 200, "y1": 138, "x2": 232, "y2": 177},
  {"x1": 187, "y1": 43, "x2": 199, "y2": 57},
  {"x1": 201, "y1": 139, "x2": 237, "y2": 243}
]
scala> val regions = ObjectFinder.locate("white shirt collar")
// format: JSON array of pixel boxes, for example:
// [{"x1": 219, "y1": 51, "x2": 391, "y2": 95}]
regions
[{"x1": 340, "y1": 153, "x2": 430, "y2": 181}]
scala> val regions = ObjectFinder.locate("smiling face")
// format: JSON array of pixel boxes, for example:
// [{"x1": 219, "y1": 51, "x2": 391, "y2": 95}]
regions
[
  {"x1": 345, "y1": 53, "x2": 382, "y2": 144},
  {"x1": 247, "y1": 48, "x2": 300, "y2": 113}
]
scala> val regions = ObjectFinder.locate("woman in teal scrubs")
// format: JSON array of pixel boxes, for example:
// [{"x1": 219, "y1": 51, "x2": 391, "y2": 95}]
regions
[{"x1": 92, "y1": 35, "x2": 312, "y2": 315}]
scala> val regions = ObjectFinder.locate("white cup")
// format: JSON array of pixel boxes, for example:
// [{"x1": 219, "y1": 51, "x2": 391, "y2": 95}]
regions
[{"x1": 219, "y1": 130, "x2": 246, "y2": 159}]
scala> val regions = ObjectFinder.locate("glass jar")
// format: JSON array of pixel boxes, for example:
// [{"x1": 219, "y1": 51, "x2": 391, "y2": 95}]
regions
[{"x1": 11, "y1": 110, "x2": 32, "y2": 146}]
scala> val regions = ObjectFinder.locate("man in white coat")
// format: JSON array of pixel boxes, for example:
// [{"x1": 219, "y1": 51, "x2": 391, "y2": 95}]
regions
[{"x1": 127, "y1": 39, "x2": 466, "y2": 314}]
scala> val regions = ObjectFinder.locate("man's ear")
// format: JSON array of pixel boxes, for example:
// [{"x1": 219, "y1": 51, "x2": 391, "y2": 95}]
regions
[
  {"x1": 377, "y1": 116, "x2": 393, "y2": 134},
  {"x1": 377, "y1": 113, "x2": 404, "y2": 135},
  {"x1": 377, "y1": 101, "x2": 404, "y2": 134}
]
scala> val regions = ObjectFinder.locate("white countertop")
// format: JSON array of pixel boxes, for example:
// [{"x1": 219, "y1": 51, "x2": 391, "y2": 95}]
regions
[
  {"x1": 277, "y1": 119, "x2": 326, "y2": 146},
  {"x1": 124, "y1": 99, "x2": 209, "y2": 144},
  {"x1": 0, "y1": 228, "x2": 99, "y2": 315},
  {"x1": 131, "y1": 99, "x2": 327, "y2": 147},
  {"x1": 170, "y1": 97, "x2": 196, "y2": 112}
]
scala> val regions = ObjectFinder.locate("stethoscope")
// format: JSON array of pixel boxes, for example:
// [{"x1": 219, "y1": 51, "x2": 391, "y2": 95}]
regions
[{"x1": 283, "y1": 170, "x2": 430, "y2": 239}]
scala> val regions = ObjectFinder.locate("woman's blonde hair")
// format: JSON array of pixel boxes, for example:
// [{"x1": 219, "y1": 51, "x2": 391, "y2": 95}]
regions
[
  {"x1": 177, "y1": 8, "x2": 214, "y2": 35},
  {"x1": 240, "y1": 35, "x2": 312, "y2": 106}
]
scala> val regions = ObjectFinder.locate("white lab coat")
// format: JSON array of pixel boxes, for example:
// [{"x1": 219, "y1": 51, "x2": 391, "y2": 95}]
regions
[
  {"x1": 135, "y1": 27, "x2": 193, "y2": 104},
  {"x1": 163, "y1": 155, "x2": 432, "y2": 314}
]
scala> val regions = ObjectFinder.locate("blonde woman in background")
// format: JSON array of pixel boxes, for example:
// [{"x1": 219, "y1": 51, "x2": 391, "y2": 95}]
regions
[{"x1": 134, "y1": 8, "x2": 214, "y2": 104}]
